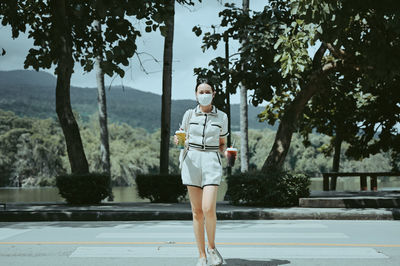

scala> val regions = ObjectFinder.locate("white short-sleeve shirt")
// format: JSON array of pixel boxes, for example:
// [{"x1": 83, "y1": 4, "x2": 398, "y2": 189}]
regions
[{"x1": 181, "y1": 105, "x2": 229, "y2": 151}]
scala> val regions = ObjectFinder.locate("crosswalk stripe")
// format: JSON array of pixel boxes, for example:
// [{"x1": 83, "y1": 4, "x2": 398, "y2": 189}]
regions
[
  {"x1": 218, "y1": 223, "x2": 328, "y2": 229},
  {"x1": 221, "y1": 247, "x2": 389, "y2": 259},
  {"x1": 69, "y1": 246, "x2": 388, "y2": 259},
  {"x1": 0, "y1": 229, "x2": 31, "y2": 240},
  {"x1": 113, "y1": 222, "x2": 327, "y2": 229},
  {"x1": 96, "y1": 232, "x2": 348, "y2": 239}
]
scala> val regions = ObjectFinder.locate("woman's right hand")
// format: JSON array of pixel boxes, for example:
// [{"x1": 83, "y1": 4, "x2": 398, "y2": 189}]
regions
[{"x1": 174, "y1": 134, "x2": 179, "y2": 145}]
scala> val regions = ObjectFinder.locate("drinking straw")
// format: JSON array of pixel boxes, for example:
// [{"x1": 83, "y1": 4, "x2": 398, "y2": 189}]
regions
[{"x1": 232, "y1": 138, "x2": 236, "y2": 148}]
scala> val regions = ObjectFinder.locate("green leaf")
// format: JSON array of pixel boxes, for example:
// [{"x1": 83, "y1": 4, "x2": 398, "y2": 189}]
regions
[
  {"x1": 290, "y1": 1, "x2": 299, "y2": 15},
  {"x1": 121, "y1": 58, "x2": 129, "y2": 66},
  {"x1": 193, "y1": 26, "x2": 202, "y2": 37},
  {"x1": 274, "y1": 38, "x2": 283, "y2": 49},
  {"x1": 115, "y1": 67, "x2": 125, "y2": 78},
  {"x1": 273, "y1": 54, "x2": 282, "y2": 63},
  {"x1": 323, "y1": 3, "x2": 330, "y2": 14}
]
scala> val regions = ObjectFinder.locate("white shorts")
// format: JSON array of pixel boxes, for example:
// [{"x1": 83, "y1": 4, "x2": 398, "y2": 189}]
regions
[{"x1": 181, "y1": 149, "x2": 223, "y2": 189}]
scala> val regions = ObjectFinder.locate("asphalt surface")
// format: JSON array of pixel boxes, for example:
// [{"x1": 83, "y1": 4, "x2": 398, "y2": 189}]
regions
[{"x1": 0, "y1": 220, "x2": 399, "y2": 266}]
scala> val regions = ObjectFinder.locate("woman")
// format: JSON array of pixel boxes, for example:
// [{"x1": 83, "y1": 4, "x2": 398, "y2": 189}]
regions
[{"x1": 174, "y1": 78, "x2": 231, "y2": 266}]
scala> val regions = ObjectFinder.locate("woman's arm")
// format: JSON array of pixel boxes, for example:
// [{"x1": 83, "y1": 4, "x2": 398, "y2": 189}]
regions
[
  {"x1": 219, "y1": 136, "x2": 227, "y2": 156},
  {"x1": 220, "y1": 136, "x2": 237, "y2": 159},
  {"x1": 174, "y1": 110, "x2": 190, "y2": 145},
  {"x1": 219, "y1": 113, "x2": 229, "y2": 156}
]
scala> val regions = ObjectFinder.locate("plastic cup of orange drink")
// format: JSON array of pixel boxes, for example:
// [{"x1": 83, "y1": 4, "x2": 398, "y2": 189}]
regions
[{"x1": 176, "y1": 129, "x2": 186, "y2": 149}]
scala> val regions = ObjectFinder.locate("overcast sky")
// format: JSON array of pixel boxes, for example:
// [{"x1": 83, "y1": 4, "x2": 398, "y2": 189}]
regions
[{"x1": 0, "y1": 0, "x2": 271, "y2": 105}]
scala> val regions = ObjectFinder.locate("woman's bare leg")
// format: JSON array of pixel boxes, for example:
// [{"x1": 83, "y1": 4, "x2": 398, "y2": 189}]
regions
[
  {"x1": 187, "y1": 186, "x2": 206, "y2": 258},
  {"x1": 202, "y1": 185, "x2": 218, "y2": 250}
]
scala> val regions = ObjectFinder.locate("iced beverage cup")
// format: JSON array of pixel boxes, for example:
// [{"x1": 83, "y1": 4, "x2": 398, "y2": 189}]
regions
[
  {"x1": 226, "y1": 147, "x2": 238, "y2": 167},
  {"x1": 176, "y1": 129, "x2": 186, "y2": 149}
]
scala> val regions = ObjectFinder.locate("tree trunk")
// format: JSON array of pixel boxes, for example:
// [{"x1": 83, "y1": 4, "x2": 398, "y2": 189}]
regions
[
  {"x1": 261, "y1": 43, "x2": 331, "y2": 173},
  {"x1": 261, "y1": 82, "x2": 326, "y2": 172},
  {"x1": 94, "y1": 20, "x2": 113, "y2": 201},
  {"x1": 332, "y1": 134, "x2": 342, "y2": 172},
  {"x1": 224, "y1": 34, "x2": 232, "y2": 177},
  {"x1": 330, "y1": 132, "x2": 342, "y2": 190},
  {"x1": 240, "y1": 0, "x2": 250, "y2": 173},
  {"x1": 160, "y1": 0, "x2": 175, "y2": 174},
  {"x1": 51, "y1": 0, "x2": 89, "y2": 174}
]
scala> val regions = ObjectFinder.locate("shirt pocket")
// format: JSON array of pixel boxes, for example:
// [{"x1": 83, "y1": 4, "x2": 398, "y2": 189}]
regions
[
  {"x1": 210, "y1": 122, "x2": 222, "y2": 135},
  {"x1": 189, "y1": 122, "x2": 202, "y2": 136}
]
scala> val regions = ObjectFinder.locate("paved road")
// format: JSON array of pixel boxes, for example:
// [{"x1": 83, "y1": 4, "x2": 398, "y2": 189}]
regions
[{"x1": 0, "y1": 220, "x2": 399, "y2": 265}]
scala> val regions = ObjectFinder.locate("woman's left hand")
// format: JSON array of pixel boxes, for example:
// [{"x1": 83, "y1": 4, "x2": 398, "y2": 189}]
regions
[{"x1": 224, "y1": 149, "x2": 237, "y2": 159}]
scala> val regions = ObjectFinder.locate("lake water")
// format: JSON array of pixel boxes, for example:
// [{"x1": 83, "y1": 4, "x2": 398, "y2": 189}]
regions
[{"x1": 1, "y1": 177, "x2": 400, "y2": 203}]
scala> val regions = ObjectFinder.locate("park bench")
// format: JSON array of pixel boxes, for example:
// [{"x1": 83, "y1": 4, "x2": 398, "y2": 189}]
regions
[{"x1": 322, "y1": 172, "x2": 400, "y2": 191}]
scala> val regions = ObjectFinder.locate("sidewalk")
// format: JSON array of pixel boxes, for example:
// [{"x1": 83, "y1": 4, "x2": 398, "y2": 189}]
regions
[
  {"x1": 301, "y1": 190, "x2": 400, "y2": 208},
  {"x1": 1, "y1": 201, "x2": 399, "y2": 221}
]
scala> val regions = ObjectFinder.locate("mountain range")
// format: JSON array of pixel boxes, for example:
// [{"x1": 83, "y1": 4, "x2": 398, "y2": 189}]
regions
[{"x1": 0, "y1": 70, "x2": 276, "y2": 132}]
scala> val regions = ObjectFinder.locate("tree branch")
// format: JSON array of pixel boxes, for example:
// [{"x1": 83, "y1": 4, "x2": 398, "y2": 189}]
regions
[
  {"x1": 312, "y1": 42, "x2": 327, "y2": 70},
  {"x1": 322, "y1": 61, "x2": 337, "y2": 72},
  {"x1": 326, "y1": 43, "x2": 374, "y2": 72},
  {"x1": 326, "y1": 43, "x2": 346, "y2": 59}
]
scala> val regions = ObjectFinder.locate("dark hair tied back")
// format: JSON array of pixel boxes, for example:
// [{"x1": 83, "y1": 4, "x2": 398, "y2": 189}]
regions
[{"x1": 195, "y1": 77, "x2": 215, "y2": 92}]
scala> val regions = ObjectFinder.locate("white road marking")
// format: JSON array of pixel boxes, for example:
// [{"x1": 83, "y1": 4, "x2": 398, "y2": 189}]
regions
[
  {"x1": 96, "y1": 232, "x2": 348, "y2": 239},
  {"x1": 70, "y1": 246, "x2": 197, "y2": 258},
  {"x1": 0, "y1": 229, "x2": 31, "y2": 240},
  {"x1": 219, "y1": 223, "x2": 328, "y2": 229},
  {"x1": 113, "y1": 222, "x2": 327, "y2": 229},
  {"x1": 69, "y1": 246, "x2": 388, "y2": 259}
]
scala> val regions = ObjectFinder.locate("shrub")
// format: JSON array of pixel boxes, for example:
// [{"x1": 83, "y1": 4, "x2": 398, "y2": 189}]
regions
[
  {"x1": 226, "y1": 170, "x2": 310, "y2": 207},
  {"x1": 136, "y1": 174, "x2": 187, "y2": 203},
  {"x1": 56, "y1": 172, "x2": 111, "y2": 204},
  {"x1": 38, "y1": 176, "x2": 56, "y2": 187}
]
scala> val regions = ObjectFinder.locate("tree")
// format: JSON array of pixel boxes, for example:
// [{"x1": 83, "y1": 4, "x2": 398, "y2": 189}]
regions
[
  {"x1": 193, "y1": 0, "x2": 400, "y2": 173},
  {"x1": 51, "y1": 0, "x2": 89, "y2": 174},
  {"x1": 224, "y1": 34, "x2": 233, "y2": 176},
  {"x1": 159, "y1": 0, "x2": 175, "y2": 174},
  {"x1": 239, "y1": 0, "x2": 249, "y2": 173},
  {"x1": 260, "y1": 0, "x2": 400, "y2": 172},
  {"x1": 158, "y1": 0, "x2": 200, "y2": 174},
  {"x1": 0, "y1": 110, "x2": 67, "y2": 187},
  {"x1": 93, "y1": 19, "x2": 113, "y2": 200},
  {"x1": 298, "y1": 79, "x2": 361, "y2": 189},
  {"x1": 0, "y1": 0, "x2": 179, "y2": 174}
]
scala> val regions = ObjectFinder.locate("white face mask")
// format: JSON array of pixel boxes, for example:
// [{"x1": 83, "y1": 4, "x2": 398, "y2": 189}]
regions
[{"x1": 197, "y1": 93, "x2": 213, "y2": 106}]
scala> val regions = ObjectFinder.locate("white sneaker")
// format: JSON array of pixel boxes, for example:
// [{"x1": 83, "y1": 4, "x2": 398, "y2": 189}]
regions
[
  {"x1": 207, "y1": 247, "x2": 223, "y2": 266},
  {"x1": 196, "y1": 257, "x2": 207, "y2": 266}
]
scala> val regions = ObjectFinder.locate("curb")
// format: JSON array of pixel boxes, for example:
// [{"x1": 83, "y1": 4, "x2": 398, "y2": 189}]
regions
[
  {"x1": 1, "y1": 208, "x2": 399, "y2": 221},
  {"x1": 299, "y1": 197, "x2": 400, "y2": 208}
]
